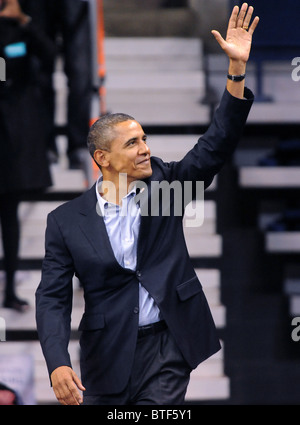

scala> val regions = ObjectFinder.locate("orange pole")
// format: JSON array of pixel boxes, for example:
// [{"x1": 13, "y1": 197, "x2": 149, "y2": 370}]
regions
[
  {"x1": 91, "y1": 0, "x2": 107, "y2": 180},
  {"x1": 97, "y1": 0, "x2": 107, "y2": 116}
]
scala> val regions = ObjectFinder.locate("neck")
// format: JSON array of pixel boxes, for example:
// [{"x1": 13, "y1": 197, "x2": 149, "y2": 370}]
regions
[{"x1": 100, "y1": 173, "x2": 133, "y2": 205}]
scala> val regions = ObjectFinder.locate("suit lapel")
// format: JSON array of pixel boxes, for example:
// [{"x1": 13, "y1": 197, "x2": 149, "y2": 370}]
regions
[
  {"x1": 77, "y1": 184, "x2": 133, "y2": 273},
  {"x1": 135, "y1": 181, "x2": 152, "y2": 268},
  {"x1": 77, "y1": 185, "x2": 117, "y2": 266}
]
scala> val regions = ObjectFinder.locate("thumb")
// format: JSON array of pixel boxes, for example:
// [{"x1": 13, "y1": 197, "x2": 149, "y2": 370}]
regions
[
  {"x1": 211, "y1": 30, "x2": 226, "y2": 49},
  {"x1": 72, "y1": 371, "x2": 86, "y2": 392}
]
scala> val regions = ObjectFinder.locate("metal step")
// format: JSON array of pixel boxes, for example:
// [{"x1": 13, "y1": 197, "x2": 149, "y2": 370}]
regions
[{"x1": 103, "y1": 9, "x2": 197, "y2": 37}]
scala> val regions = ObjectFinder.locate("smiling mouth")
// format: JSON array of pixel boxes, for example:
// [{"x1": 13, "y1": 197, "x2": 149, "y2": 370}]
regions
[{"x1": 137, "y1": 158, "x2": 150, "y2": 165}]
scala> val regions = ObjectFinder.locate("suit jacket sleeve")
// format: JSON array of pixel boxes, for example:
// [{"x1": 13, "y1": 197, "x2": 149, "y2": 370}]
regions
[
  {"x1": 35, "y1": 212, "x2": 75, "y2": 378},
  {"x1": 152, "y1": 87, "x2": 254, "y2": 189}
]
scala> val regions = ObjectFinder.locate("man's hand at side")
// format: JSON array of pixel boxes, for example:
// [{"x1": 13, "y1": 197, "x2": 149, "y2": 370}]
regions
[{"x1": 51, "y1": 366, "x2": 86, "y2": 405}]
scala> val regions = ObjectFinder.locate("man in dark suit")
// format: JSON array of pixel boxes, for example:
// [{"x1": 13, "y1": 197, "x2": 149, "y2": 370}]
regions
[{"x1": 36, "y1": 3, "x2": 259, "y2": 405}]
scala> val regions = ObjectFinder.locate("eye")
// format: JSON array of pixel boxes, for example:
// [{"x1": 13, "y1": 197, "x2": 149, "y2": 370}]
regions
[{"x1": 126, "y1": 140, "x2": 136, "y2": 147}]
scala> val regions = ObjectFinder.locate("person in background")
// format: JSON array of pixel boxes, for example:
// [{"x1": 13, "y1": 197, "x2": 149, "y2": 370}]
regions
[
  {"x1": 0, "y1": 0, "x2": 56, "y2": 311},
  {"x1": 0, "y1": 382, "x2": 22, "y2": 405},
  {"x1": 21, "y1": 0, "x2": 94, "y2": 172}
]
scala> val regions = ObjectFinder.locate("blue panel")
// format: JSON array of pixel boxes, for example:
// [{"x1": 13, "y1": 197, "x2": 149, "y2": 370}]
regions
[{"x1": 231, "y1": 0, "x2": 300, "y2": 47}]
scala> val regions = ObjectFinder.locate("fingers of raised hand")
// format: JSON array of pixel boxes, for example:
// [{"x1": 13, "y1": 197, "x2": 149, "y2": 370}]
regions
[
  {"x1": 236, "y1": 3, "x2": 249, "y2": 29},
  {"x1": 230, "y1": 3, "x2": 259, "y2": 35},
  {"x1": 248, "y1": 15, "x2": 260, "y2": 36}
]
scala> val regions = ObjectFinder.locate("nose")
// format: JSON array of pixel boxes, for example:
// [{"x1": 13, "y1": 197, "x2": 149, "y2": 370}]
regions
[{"x1": 138, "y1": 141, "x2": 150, "y2": 155}]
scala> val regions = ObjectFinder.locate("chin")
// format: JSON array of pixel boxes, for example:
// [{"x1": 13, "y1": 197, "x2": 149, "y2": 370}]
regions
[{"x1": 138, "y1": 168, "x2": 153, "y2": 180}]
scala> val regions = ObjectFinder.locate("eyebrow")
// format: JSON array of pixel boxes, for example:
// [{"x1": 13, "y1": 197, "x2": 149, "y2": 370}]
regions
[{"x1": 123, "y1": 134, "x2": 147, "y2": 147}]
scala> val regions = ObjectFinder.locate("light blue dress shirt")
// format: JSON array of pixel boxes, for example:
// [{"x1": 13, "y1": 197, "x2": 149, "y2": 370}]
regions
[{"x1": 95, "y1": 177, "x2": 161, "y2": 326}]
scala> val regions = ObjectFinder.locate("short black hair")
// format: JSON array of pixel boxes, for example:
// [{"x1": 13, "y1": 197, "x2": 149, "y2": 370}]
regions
[{"x1": 87, "y1": 113, "x2": 136, "y2": 159}]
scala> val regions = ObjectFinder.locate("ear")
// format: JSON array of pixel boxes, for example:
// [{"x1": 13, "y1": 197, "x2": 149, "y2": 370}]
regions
[{"x1": 94, "y1": 149, "x2": 110, "y2": 169}]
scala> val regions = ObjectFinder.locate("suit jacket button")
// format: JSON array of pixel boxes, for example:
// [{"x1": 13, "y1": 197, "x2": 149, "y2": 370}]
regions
[
  {"x1": 136, "y1": 271, "x2": 141, "y2": 278},
  {"x1": 134, "y1": 307, "x2": 139, "y2": 314}
]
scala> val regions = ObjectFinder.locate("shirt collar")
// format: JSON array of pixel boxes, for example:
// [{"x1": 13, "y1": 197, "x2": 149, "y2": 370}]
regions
[{"x1": 95, "y1": 176, "x2": 137, "y2": 216}]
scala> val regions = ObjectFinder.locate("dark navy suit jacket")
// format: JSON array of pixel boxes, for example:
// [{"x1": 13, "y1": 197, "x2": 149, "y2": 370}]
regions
[{"x1": 36, "y1": 88, "x2": 254, "y2": 396}]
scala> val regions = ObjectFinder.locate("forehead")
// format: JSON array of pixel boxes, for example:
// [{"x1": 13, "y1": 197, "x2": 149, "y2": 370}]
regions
[{"x1": 112, "y1": 120, "x2": 144, "y2": 140}]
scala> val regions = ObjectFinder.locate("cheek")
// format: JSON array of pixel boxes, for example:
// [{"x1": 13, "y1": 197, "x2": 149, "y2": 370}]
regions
[{"x1": 117, "y1": 155, "x2": 136, "y2": 172}]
